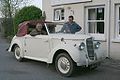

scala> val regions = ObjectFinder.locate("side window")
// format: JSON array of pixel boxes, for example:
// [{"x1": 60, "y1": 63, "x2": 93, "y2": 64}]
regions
[
  {"x1": 47, "y1": 23, "x2": 56, "y2": 33},
  {"x1": 47, "y1": 23, "x2": 64, "y2": 33},
  {"x1": 29, "y1": 23, "x2": 48, "y2": 36},
  {"x1": 42, "y1": 24, "x2": 48, "y2": 35}
]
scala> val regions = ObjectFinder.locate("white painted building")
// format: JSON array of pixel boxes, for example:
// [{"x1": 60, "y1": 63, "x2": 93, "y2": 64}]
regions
[{"x1": 42, "y1": 0, "x2": 120, "y2": 60}]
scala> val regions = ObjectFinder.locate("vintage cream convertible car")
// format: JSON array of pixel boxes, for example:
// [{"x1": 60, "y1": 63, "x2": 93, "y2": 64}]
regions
[{"x1": 8, "y1": 20, "x2": 105, "y2": 76}]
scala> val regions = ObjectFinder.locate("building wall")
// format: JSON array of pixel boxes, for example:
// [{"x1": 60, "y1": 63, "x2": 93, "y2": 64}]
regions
[
  {"x1": 42, "y1": 0, "x2": 120, "y2": 60},
  {"x1": 42, "y1": 0, "x2": 53, "y2": 21},
  {"x1": 110, "y1": 0, "x2": 120, "y2": 59}
]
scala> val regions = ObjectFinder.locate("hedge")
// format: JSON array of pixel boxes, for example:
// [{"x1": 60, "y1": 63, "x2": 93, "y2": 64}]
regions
[{"x1": 13, "y1": 6, "x2": 42, "y2": 34}]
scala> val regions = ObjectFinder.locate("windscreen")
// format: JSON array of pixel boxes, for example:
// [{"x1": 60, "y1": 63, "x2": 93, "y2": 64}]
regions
[{"x1": 46, "y1": 23, "x2": 64, "y2": 34}]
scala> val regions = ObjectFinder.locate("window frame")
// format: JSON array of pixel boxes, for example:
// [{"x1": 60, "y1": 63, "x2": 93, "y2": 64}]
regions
[
  {"x1": 85, "y1": 6, "x2": 105, "y2": 40},
  {"x1": 54, "y1": 8, "x2": 65, "y2": 21},
  {"x1": 116, "y1": 5, "x2": 120, "y2": 39},
  {"x1": 85, "y1": 5, "x2": 106, "y2": 41}
]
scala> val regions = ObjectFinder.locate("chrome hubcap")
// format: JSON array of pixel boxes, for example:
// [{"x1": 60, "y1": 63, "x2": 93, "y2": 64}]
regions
[{"x1": 58, "y1": 57, "x2": 70, "y2": 74}]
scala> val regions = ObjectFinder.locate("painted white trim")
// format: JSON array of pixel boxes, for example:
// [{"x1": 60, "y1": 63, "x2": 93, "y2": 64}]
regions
[
  {"x1": 51, "y1": 0, "x2": 92, "y2": 6},
  {"x1": 85, "y1": 6, "x2": 106, "y2": 41},
  {"x1": 106, "y1": 0, "x2": 111, "y2": 58},
  {"x1": 89, "y1": 34, "x2": 106, "y2": 41},
  {"x1": 112, "y1": 39, "x2": 120, "y2": 43},
  {"x1": 87, "y1": 20, "x2": 105, "y2": 22},
  {"x1": 52, "y1": 20, "x2": 65, "y2": 23}
]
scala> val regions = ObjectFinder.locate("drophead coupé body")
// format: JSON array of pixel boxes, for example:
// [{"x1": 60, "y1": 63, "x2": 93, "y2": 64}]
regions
[{"x1": 8, "y1": 20, "x2": 105, "y2": 76}]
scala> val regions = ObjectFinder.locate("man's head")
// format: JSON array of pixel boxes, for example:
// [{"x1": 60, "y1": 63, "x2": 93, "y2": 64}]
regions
[
  {"x1": 36, "y1": 23, "x2": 43, "y2": 32},
  {"x1": 68, "y1": 15, "x2": 74, "y2": 23}
]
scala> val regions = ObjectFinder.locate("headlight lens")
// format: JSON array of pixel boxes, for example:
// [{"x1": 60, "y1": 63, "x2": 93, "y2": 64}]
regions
[
  {"x1": 79, "y1": 42, "x2": 85, "y2": 50},
  {"x1": 95, "y1": 42, "x2": 101, "y2": 49}
]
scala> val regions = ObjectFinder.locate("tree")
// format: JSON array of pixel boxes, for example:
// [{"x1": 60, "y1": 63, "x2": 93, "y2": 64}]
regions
[
  {"x1": 14, "y1": 6, "x2": 42, "y2": 33},
  {"x1": 0, "y1": 0, "x2": 29, "y2": 18},
  {"x1": 0, "y1": 0, "x2": 29, "y2": 36}
]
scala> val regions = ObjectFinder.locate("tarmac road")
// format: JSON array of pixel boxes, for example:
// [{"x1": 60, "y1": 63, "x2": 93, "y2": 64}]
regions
[{"x1": 0, "y1": 36, "x2": 120, "y2": 80}]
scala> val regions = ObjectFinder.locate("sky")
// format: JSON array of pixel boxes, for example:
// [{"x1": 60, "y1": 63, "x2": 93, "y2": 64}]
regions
[{"x1": 29, "y1": 0, "x2": 42, "y2": 9}]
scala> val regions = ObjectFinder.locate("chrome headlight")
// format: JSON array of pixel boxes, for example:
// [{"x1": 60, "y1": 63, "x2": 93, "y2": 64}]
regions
[
  {"x1": 94, "y1": 42, "x2": 101, "y2": 49},
  {"x1": 79, "y1": 42, "x2": 85, "y2": 50}
]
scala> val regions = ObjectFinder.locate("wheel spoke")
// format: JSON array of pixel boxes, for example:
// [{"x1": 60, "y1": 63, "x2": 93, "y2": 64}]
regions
[{"x1": 58, "y1": 57, "x2": 71, "y2": 74}]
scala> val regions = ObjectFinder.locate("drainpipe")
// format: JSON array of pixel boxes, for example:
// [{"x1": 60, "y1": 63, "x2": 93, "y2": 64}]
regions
[{"x1": 106, "y1": 0, "x2": 111, "y2": 58}]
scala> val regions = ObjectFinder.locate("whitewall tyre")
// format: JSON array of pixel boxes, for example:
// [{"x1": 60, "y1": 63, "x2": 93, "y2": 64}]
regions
[
  {"x1": 14, "y1": 45, "x2": 23, "y2": 62},
  {"x1": 55, "y1": 53, "x2": 75, "y2": 77}
]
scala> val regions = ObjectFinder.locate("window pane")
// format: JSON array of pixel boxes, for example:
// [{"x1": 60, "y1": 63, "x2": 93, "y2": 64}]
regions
[
  {"x1": 97, "y1": 22, "x2": 104, "y2": 33},
  {"x1": 88, "y1": 8, "x2": 104, "y2": 20},
  {"x1": 97, "y1": 8, "x2": 104, "y2": 20},
  {"x1": 119, "y1": 7, "x2": 120, "y2": 20},
  {"x1": 88, "y1": 9, "x2": 97, "y2": 20},
  {"x1": 88, "y1": 22, "x2": 97, "y2": 33},
  {"x1": 118, "y1": 22, "x2": 120, "y2": 35},
  {"x1": 118, "y1": 7, "x2": 120, "y2": 35},
  {"x1": 54, "y1": 10, "x2": 60, "y2": 20},
  {"x1": 61, "y1": 9, "x2": 64, "y2": 20},
  {"x1": 88, "y1": 22, "x2": 104, "y2": 34}
]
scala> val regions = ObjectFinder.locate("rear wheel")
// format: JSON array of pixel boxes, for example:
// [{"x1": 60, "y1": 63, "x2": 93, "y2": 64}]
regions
[
  {"x1": 55, "y1": 53, "x2": 75, "y2": 77},
  {"x1": 14, "y1": 45, "x2": 23, "y2": 62}
]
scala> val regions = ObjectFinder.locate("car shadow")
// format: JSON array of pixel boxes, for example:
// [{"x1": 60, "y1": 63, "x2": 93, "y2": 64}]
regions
[
  {"x1": 72, "y1": 67, "x2": 101, "y2": 77},
  {"x1": 20, "y1": 58, "x2": 102, "y2": 77},
  {"x1": 7, "y1": 52, "x2": 103, "y2": 77}
]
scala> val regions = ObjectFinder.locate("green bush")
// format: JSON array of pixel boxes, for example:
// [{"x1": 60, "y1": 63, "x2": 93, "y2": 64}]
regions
[{"x1": 13, "y1": 6, "x2": 42, "y2": 34}]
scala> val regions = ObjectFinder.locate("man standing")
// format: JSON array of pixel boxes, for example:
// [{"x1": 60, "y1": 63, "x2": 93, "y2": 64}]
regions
[{"x1": 61, "y1": 16, "x2": 81, "y2": 34}]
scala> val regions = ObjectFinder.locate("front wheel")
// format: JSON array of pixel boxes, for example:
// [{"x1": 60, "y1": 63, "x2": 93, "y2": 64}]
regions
[
  {"x1": 55, "y1": 53, "x2": 75, "y2": 77},
  {"x1": 14, "y1": 45, "x2": 23, "y2": 62}
]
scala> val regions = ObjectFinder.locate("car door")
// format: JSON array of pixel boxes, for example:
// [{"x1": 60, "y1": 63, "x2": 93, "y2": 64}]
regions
[{"x1": 24, "y1": 34, "x2": 50, "y2": 61}]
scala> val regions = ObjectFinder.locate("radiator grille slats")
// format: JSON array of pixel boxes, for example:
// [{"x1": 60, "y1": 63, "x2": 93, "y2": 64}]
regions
[{"x1": 86, "y1": 37, "x2": 95, "y2": 60}]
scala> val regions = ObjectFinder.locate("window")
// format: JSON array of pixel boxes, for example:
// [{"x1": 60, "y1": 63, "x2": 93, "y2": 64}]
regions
[
  {"x1": 54, "y1": 8, "x2": 64, "y2": 21},
  {"x1": 86, "y1": 7, "x2": 105, "y2": 34},
  {"x1": 29, "y1": 23, "x2": 48, "y2": 36},
  {"x1": 116, "y1": 5, "x2": 120, "y2": 38},
  {"x1": 46, "y1": 23, "x2": 64, "y2": 33}
]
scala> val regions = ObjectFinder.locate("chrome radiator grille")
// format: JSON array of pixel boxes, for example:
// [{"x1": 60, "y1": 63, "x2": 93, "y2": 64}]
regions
[{"x1": 86, "y1": 37, "x2": 95, "y2": 60}]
